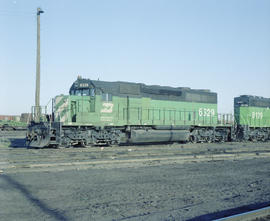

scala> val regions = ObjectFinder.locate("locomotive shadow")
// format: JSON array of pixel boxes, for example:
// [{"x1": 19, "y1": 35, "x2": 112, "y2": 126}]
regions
[
  {"x1": 9, "y1": 138, "x2": 27, "y2": 148},
  {"x1": 1, "y1": 174, "x2": 69, "y2": 221},
  {"x1": 0, "y1": 130, "x2": 28, "y2": 148},
  {"x1": 187, "y1": 201, "x2": 270, "y2": 221}
]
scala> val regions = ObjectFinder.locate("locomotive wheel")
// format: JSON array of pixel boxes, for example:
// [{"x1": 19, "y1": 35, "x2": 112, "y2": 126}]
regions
[
  {"x1": 190, "y1": 135, "x2": 197, "y2": 143},
  {"x1": 206, "y1": 137, "x2": 212, "y2": 143}
]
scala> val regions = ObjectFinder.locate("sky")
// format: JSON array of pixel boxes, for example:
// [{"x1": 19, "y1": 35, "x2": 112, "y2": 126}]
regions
[{"x1": 0, "y1": 0, "x2": 269, "y2": 115}]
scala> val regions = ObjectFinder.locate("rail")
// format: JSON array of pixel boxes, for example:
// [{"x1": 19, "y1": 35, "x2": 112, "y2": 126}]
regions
[{"x1": 215, "y1": 205, "x2": 270, "y2": 221}]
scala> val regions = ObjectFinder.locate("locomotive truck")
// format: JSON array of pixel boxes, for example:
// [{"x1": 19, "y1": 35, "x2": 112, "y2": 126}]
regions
[{"x1": 26, "y1": 76, "x2": 269, "y2": 148}]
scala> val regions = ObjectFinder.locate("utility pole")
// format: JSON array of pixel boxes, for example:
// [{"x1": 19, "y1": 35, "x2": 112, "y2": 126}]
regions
[{"x1": 35, "y1": 7, "x2": 44, "y2": 122}]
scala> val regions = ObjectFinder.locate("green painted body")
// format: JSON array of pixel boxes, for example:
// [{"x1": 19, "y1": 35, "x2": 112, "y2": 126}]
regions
[
  {"x1": 234, "y1": 106, "x2": 270, "y2": 128},
  {"x1": 54, "y1": 94, "x2": 220, "y2": 127}
]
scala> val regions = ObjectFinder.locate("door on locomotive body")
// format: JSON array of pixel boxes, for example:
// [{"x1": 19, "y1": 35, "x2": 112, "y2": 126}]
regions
[
  {"x1": 128, "y1": 96, "x2": 148, "y2": 126},
  {"x1": 139, "y1": 97, "x2": 151, "y2": 126},
  {"x1": 69, "y1": 87, "x2": 97, "y2": 124},
  {"x1": 116, "y1": 96, "x2": 150, "y2": 126},
  {"x1": 79, "y1": 87, "x2": 97, "y2": 124},
  {"x1": 99, "y1": 92, "x2": 115, "y2": 126},
  {"x1": 71, "y1": 101, "x2": 77, "y2": 122},
  {"x1": 90, "y1": 88, "x2": 95, "y2": 112}
]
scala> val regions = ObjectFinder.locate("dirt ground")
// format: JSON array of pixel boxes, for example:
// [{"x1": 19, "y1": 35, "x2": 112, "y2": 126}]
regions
[{"x1": 0, "y1": 131, "x2": 270, "y2": 221}]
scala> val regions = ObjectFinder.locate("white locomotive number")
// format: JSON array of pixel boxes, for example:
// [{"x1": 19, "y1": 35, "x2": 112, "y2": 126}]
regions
[
  {"x1": 79, "y1": 83, "x2": 89, "y2": 87},
  {"x1": 199, "y1": 108, "x2": 215, "y2": 117},
  {"x1": 101, "y1": 102, "x2": 114, "y2": 113},
  {"x1": 252, "y1": 112, "x2": 263, "y2": 119}
]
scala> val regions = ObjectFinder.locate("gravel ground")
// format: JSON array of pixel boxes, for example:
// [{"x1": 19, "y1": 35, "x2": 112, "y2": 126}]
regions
[{"x1": 0, "y1": 131, "x2": 270, "y2": 221}]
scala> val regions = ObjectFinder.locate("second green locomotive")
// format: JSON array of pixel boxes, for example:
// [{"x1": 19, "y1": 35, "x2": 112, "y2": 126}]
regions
[{"x1": 234, "y1": 95, "x2": 270, "y2": 141}]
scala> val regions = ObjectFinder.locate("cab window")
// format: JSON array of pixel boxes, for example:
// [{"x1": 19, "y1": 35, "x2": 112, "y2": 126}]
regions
[
  {"x1": 73, "y1": 89, "x2": 90, "y2": 96},
  {"x1": 90, "y1": 88, "x2": 95, "y2": 96},
  {"x1": 82, "y1": 89, "x2": 90, "y2": 96}
]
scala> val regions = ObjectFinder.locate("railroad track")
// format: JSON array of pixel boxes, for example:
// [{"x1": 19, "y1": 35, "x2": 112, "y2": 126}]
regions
[
  {"x1": 216, "y1": 205, "x2": 270, "y2": 221},
  {"x1": 1, "y1": 145, "x2": 270, "y2": 173},
  {"x1": 1, "y1": 138, "x2": 270, "y2": 173}
]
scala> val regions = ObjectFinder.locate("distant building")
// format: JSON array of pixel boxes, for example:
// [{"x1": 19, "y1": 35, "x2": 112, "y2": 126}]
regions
[{"x1": 0, "y1": 115, "x2": 19, "y2": 121}]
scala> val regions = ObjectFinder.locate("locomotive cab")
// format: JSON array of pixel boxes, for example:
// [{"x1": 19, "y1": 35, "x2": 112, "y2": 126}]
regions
[
  {"x1": 69, "y1": 76, "x2": 96, "y2": 97},
  {"x1": 68, "y1": 77, "x2": 96, "y2": 123},
  {"x1": 52, "y1": 77, "x2": 97, "y2": 124},
  {"x1": 69, "y1": 85, "x2": 95, "y2": 97}
]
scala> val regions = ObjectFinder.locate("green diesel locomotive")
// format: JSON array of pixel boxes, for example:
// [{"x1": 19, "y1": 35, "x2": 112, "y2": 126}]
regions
[
  {"x1": 27, "y1": 76, "x2": 233, "y2": 148},
  {"x1": 234, "y1": 95, "x2": 270, "y2": 141}
]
